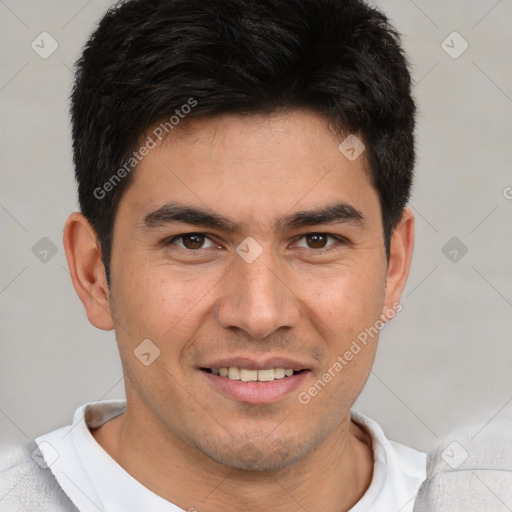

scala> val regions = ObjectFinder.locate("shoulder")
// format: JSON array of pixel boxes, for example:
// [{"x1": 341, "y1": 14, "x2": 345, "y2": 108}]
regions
[
  {"x1": 347, "y1": 411, "x2": 427, "y2": 511},
  {"x1": 351, "y1": 410, "x2": 426, "y2": 473},
  {"x1": 387, "y1": 437, "x2": 427, "y2": 473},
  {"x1": 0, "y1": 441, "x2": 78, "y2": 512}
]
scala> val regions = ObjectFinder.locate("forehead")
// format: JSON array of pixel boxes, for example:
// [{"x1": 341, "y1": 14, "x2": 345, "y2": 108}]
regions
[{"x1": 119, "y1": 109, "x2": 380, "y2": 231}]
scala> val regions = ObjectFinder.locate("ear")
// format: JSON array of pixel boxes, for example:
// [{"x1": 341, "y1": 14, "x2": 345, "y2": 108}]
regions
[
  {"x1": 63, "y1": 212, "x2": 114, "y2": 330},
  {"x1": 381, "y1": 207, "x2": 415, "y2": 315}
]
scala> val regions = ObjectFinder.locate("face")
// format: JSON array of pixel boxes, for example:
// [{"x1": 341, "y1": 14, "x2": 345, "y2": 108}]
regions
[{"x1": 104, "y1": 109, "x2": 403, "y2": 471}]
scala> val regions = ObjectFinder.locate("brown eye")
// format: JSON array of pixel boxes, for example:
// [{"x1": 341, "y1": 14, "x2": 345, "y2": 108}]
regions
[
  {"x1": 305, "y1": 234, "x2": 328, "y2": 248},
  {"x1": 294, "y1": 233, "x2": 342, "y2": 251},
  {"x1": 168, "y1": 233, "x2": 214, "y2": 250},
  {"x1": 181, "y1": 233, "x2": 206, "y2": 249}
]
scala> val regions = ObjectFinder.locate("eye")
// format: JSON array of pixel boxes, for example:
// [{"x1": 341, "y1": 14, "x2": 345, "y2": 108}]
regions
[
  {"x1": 294, "y1": 233, "x2": 340, "y2": 250},
  {"x1": 168, "y1": 233, "x2": 216, "y2": 250}
]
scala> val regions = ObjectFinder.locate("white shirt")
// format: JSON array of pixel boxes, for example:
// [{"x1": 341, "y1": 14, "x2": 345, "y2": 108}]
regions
[{"x1": 35, "y1": 400, "x2": 426, "y2": 512}]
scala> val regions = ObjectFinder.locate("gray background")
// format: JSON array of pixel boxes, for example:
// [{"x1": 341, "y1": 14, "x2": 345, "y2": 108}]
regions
[{"x1": 1, "y1": 0, "x2": 511, "y2": 453}]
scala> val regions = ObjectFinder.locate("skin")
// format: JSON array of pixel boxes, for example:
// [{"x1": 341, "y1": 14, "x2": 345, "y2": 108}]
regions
[{"x1": 63, "y1": 109, "x2": 414, "y2": 512}]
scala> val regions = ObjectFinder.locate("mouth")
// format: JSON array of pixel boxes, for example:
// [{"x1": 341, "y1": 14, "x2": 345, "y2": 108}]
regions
[
  {"x1": 201, "y1": 367, "x2": 307, "y2": 382},
  {"x1": 199, "y1": 365, "x2": 310, "y2": 404}
]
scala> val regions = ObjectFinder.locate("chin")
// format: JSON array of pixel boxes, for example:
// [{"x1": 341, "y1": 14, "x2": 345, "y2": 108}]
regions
[{"x1": 198, "y1": 437, "x2": 311, "y2": 472}]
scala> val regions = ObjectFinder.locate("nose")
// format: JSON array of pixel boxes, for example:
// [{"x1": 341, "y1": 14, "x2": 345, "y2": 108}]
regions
[{"x1": 215, "y1": 248, "x2": 301, "y2": 340}]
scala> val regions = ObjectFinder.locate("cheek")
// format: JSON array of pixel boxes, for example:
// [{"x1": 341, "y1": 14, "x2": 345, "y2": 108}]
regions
[
  {"x1": 295, "y1": 266, "x2": 384, "y2": 412},
  {"x1": 112, "y1": 259, "x2": 221, "y2": 342},
  {"x1": 297, "y1": 259, "x2": 386, "y2": 341},
  {"x1": 110, "y1": 266, "x2": 214, "y2": 392}
]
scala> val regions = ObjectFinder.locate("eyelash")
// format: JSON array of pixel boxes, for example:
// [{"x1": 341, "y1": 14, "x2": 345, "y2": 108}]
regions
[{"x1": 164, "y1": 232, "x2": 348, "y2": 253}]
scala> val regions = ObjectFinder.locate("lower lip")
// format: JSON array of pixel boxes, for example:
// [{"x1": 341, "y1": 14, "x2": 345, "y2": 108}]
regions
[{"x1": 201, "y1": 370, "x2": 310, "y2": 404}]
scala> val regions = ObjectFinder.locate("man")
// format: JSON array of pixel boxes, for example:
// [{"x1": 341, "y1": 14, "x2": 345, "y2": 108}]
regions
[{"x1": 0, "y1": 0, "x2": 426, "y2": 510}]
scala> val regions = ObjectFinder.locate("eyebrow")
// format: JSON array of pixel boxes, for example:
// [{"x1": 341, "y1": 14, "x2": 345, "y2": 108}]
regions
[
  {"x1": 278, "y1": 202, "x2": 365, "y2": 230},
  {"x1": 141, "y1": 204, "x2": 238, "y2": 232},
  {"x1": 140, "y1": 201, "x2": 365, "y2": 232}
]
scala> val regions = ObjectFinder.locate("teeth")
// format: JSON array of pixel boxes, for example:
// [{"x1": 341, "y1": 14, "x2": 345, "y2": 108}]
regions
[
  {"x1": 213, "y1": 367, "x2": 297, "y2": 381},
  {"x1": 257, "y1": 369, "x2": 274, "y2": 382},
  {"x1": 273, "y1": 368, "x2": 286, "y2": 379},
  {"x1": 240, "y1": 369, "x2": 258, "y2": 382},
  {"x1": 228, "y1": 367, "x2": 241, "y2": 380}
]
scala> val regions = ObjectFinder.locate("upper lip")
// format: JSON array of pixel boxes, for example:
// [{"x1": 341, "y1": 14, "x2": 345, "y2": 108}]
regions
[{"x1": 199, "y1": 356, "x2": 312, "y2": 371}]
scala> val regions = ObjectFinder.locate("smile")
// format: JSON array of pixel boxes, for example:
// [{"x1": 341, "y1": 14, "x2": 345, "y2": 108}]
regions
[
  {"x1": 202, "y1": 367, "x2": 304, "y2": 382},
  {"x1": 200, "y1": 367, "x2": 310, "y2": 404}
]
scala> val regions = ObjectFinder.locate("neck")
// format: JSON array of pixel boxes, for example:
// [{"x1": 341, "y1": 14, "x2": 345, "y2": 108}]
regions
[{"x1": 92, "y1": 401, "x2": 373, "y2": 512}]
